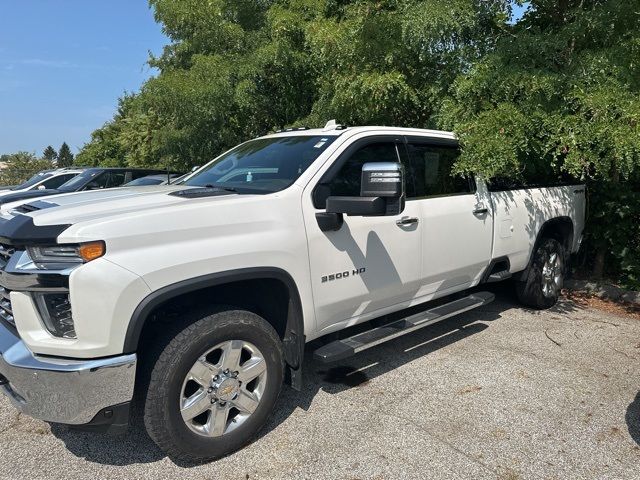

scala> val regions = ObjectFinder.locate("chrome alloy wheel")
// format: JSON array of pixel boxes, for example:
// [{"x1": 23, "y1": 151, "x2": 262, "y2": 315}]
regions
[
  {"x1": 541, "y1": 252, "x2": 563, "y2": 298},
  {"x1": 180, "y1": 340, "x2": 267, "y2": 437}
]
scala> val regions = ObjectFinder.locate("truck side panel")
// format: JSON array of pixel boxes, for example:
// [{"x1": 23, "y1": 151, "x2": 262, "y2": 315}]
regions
[{"x1": 489, "y1": 185, "x2": 586, "y2": 273}]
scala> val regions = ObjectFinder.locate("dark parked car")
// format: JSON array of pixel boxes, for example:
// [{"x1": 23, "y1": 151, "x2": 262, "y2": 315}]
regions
[{"x1": 0, "y1": 168, "x2": 168, "y2": 206}]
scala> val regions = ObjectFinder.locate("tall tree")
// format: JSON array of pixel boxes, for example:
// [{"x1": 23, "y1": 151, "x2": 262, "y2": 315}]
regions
[
  {"x1": 57, "y1": 142, "x2": 74, "y2": 167},
  {"x1": 42, "y1": 145, "x2": 57, "y2": 161},
  {"x1": 78, "y1": 0, "x2": 511, "y2": 170}
]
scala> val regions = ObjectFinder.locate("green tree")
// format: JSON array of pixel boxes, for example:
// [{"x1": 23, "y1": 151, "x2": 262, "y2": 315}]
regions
[
  {"x1": 42, "y1": 145, "x2": 57, "y2": 161},
  {"x1": 75, "y1": 95, "x2": 135, "y2": 167},
  {"x1": 57, "y1": 142, "x2": 74, "y2": 167},
  {"x1": 79, "y1": 0, "x2": 511, "y2": 169},
  {"x1": 76, "y1": 0, "x2": 640, "y2": 287},
  {"x1": 0, "y1": 152, "x2": 53, "y2": 187},
  {"x1": 443, "y1": 0, "x2": 640, "y2": 286}
]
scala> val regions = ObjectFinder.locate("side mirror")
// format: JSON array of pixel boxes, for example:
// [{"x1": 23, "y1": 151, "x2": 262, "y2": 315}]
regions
[
  {"x1": 37, "y1": 185, "x2": 46, "y2": 190},
  {"x1": 360, "y1": 162, "x2": 403, "y2": 199},
  {"x1": 85, "y1": 182, "x2": 101, "y2": 190},
  {"x1": 325, "y1": 162, "x2": 405, "y2": 218}
]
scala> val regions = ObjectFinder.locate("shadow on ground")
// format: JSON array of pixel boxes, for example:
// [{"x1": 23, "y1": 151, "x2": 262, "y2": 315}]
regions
[
  {"x1": 626, "y1": 391, "x2": 640, "y2": 447},
  {"x1": 50, "y1": 287, "x2": 527, "y2": 467}
]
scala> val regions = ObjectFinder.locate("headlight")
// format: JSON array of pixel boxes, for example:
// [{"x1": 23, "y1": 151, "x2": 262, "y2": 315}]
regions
[{"x1": 27, "y1": 241, "x2": 105, "y2": 270}]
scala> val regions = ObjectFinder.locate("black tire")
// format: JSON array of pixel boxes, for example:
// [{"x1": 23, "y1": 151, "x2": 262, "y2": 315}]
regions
[
  {"x1": 516, "y1": 238, "x2": 565, "y2": 309},
  {"x1": 141, "y1": 309, "x2": 284, "y2": 463}
]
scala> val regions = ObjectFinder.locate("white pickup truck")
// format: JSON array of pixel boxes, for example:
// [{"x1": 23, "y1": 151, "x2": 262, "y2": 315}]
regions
[{"x1": 0, "y1": 123, "x2": 585, "y2": 461}]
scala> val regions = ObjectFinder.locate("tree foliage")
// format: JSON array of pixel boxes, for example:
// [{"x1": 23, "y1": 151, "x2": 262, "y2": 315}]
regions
[
  {"x1": 76, "y1": 0, "x2": 640, "y2": 286},
  {"x1": 42, "y1": 145, "x2": 58, "y2": 161},
  {"x1": 0, "y1": 152, "x2": 53, "y2": 187},
  {"x1": 78, "y1": 0, "x2": 511, "y2": 170},
  {"x1": 442, "y1": 0, "x2": 640, "y2": 286},
  {"x1": 75, "y1": 96, "x2": 133, "y2": 167},
  {"x1": 57, "y1": 142, "x2": 74, "y2": 168}
]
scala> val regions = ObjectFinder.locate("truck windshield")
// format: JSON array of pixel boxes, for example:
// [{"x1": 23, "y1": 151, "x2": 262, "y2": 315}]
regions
[
  {"x1": 184, "y1": 135, "x2": 338, "y2": 194},
  {"x1": 57, "y1": 170, "x2": 99, "y2": 192},
  {"x1": 12, "y1": 172, "x2": 53, "y2": 190}
]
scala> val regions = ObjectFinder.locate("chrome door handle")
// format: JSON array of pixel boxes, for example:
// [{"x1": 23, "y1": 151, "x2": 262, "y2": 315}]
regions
[
  {"x1": 396, "y1": 216, "x2": 419, "y2": 226},
  {"x1": 473, "y1": 203, "x2": 488, "y2": 215}
]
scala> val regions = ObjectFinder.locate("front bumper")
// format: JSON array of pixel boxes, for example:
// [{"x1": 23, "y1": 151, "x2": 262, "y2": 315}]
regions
[{"x1": 0, "y1": 320, "x2": 136, "y2": 425}]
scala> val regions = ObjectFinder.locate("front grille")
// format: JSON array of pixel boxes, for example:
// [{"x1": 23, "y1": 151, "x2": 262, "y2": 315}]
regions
[{"x1": 0, "y1": 286, "x2": 15, "y2": 328}]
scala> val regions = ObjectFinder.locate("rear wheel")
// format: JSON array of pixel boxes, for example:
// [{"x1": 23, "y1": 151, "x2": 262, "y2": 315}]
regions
[
  {"x1": 516, "y1": 238, "x2": 565, "y2": 309},
  {"x1": 142, "y1": 309, "x2": 284, "y2": 462}
]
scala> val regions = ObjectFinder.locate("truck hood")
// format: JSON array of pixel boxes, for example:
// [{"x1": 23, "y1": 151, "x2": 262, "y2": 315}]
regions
[{"x1": 0, "y1": 185, "x2": 240, "y2": 227}]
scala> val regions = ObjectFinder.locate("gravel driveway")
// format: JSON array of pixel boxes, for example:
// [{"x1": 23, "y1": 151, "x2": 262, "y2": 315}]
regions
[{"x1": 1, "y1": 289, "x2": 639, "y2": 479}]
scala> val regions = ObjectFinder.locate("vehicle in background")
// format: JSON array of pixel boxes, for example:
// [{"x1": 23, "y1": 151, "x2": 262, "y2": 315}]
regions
[
  {"x1": 0, "y1": 167, "x2": 169, "y2": 206},
  {"x1": 124, "y1": 173, "x2": 183, "y2": 187},
  {"x1": 0, "y1": 168, "x2": 83, "y2": 196},
  {"x1": 163, "y1": 166, "x2": 201, "y2": 185},
  {"x1": 162, "y1": 170, "x2": 197, "y2": 185}
]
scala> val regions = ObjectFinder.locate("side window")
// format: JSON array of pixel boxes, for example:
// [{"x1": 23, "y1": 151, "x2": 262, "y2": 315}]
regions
[
  {"x1": 41, "y1": 174, "x2": 75, "y2": 190},
  {"x1": 405, "y1": 144, "x2": 471, "y2": 198},
  {"x1": 84, "y1": 172, "x2": 111, "y2": 190},
  {"x1": 105, "y1": 172, "x2": 127, "y2": 188},
  {"x1": 328, "y1": 142, "x2": 400, "y2": 197}
]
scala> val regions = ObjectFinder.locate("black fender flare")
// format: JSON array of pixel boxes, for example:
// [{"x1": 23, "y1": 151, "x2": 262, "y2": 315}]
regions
[{"x1": 123, "y1": 267, "x2": 305, "y2": 378}]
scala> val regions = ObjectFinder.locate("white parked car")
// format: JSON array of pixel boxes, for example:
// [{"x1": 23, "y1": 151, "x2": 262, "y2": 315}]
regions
[
  {"x1": 0, "y1": 168, "x2": 83, "y2": 197},
  {"x1": 0, "y1": 123, "x2": 585, "y2": 462}
]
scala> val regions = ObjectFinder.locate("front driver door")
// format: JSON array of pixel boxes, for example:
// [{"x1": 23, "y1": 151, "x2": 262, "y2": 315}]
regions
[{"x1": 302, "y1": 136, "x2": 424, "y2": 335}]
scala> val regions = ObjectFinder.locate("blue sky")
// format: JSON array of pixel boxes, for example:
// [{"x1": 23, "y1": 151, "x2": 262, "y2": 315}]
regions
[
  {"x1": 0, "y1": 0, "x2": 167, "y2": 155},
  {"x1": 512, "y1": 2, "x2": 529, "y2": 22},
  {"x1": 0, "y1": 1, "x2": 529, "y2": 157}
]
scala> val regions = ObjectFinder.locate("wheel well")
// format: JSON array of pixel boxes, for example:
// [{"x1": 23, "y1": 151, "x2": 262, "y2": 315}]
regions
[
  {"x1": 127, "y1": 269, "x2": 305, "y2": 391},
  {"x1": 515, "y1": 217, "x2": 574, "y2": 282},
  {"x1": 538, "y1": 217, "x2": 574, "y2": 253},
  {"x1": 136, "y1": 278, "x2": 291, "y2": 352}
]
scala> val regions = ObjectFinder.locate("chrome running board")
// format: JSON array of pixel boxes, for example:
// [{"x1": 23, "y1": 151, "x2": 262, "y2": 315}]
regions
[{"x1": 313, "y1": 291, "x2": 494, "y2": 363}]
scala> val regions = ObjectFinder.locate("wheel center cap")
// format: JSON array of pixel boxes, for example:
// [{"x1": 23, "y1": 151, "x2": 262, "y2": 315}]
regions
[{"x1": 213, "y1": 377, "x2": 240, "y2": 401}]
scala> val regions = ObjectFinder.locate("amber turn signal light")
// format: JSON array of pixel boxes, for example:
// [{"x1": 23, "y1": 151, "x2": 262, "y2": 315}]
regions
[{"x1": 78, "y1": 241, "x2": 106, "y2": 262}]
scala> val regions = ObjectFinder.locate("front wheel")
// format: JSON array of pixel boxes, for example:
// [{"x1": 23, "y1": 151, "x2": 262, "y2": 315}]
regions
[
  {"x1": 516, "y1": 238, "x2": 565, "y2": 309},
  {"x1": 142, "y1": 309, "x2": 284, "y2": 462}
]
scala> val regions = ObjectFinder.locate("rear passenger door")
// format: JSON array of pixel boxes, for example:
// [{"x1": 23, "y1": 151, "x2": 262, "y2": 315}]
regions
[{"x1": 403, "y1": 137, "x2": 493, "y2": 296}]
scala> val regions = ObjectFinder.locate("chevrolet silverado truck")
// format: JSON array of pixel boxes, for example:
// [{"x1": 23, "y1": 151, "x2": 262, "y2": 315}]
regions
[{"x1": 0, "y1": 122, "x2": 585, "y2": 461}]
